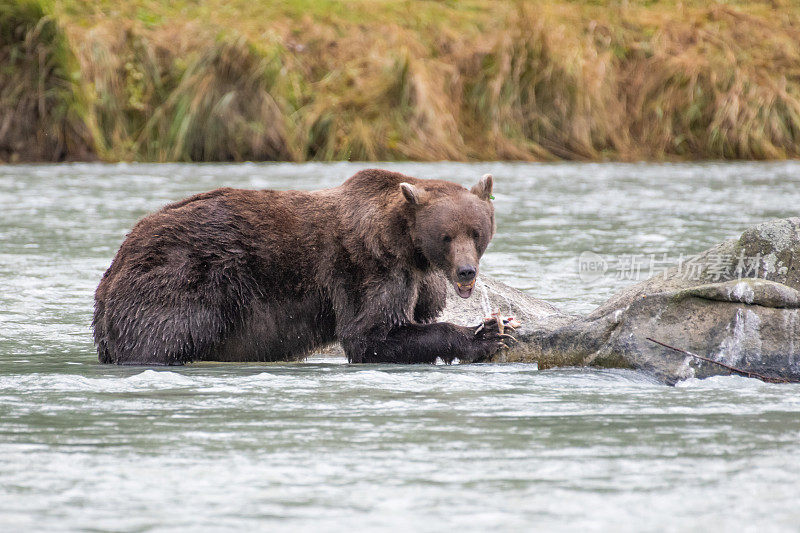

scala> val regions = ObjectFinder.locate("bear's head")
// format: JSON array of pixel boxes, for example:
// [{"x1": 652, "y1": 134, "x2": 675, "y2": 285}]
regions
[{"x1": 400, "y1": 174, "x2": 495, "y2": 299}]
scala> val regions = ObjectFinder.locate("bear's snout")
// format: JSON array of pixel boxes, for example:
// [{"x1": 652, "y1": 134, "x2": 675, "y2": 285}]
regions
[
  {"x1": 454, "y1": 265, "x2": 478, "y2": 299},
  {"x1": 457, "y1": 265, "x2": 476, "y2": 282}
]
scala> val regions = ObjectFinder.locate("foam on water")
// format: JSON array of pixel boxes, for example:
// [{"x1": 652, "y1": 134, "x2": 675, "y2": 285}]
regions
[
  {"x1": 0, "y1": 371, "x2": 193, "y2": 393},
  {"x1": 675, "y1": 374, "x2": 770, "y2": 389}
]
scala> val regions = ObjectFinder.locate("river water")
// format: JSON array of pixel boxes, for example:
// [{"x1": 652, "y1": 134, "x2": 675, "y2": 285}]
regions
[{"x1": 1, "y1": 162, "x2": 799, "y2": 531}]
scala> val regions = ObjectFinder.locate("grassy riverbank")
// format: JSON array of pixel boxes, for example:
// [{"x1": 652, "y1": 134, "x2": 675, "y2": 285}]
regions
[{"x1": 2, "y1": 0, "x2": 800, "y2": 162}]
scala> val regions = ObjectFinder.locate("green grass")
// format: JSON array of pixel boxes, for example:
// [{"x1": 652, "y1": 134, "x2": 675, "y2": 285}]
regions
[
  {"x1": 0, "y1": 0, "x2": 94, "y2": 161},
  {"x1": 2, "y1": 0, "x2": 800, "y2": 162}
]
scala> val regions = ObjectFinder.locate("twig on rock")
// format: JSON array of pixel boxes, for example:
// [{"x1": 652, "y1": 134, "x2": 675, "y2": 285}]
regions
[{"x1": 646, "y1": 337, "x2": 799, "y2": 384}]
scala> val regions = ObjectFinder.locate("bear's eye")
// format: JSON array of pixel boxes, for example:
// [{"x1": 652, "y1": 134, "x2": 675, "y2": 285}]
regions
[
  {"x1": 442, "y1": 235, "x2": 452, "y2": 244},
  {"x1": 471, "y1": 229, "x2": 480, "y2": 240}
]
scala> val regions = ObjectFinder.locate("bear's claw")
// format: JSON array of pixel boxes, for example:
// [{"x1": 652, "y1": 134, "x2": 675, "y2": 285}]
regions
[{"x1": 470, "y1": 315, "x2": 518, "y2": 363}]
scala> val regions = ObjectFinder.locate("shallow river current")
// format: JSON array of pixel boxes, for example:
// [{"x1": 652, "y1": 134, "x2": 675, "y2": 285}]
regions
[{"x1": 1, "y1": 162, "x2": 799, "y2": 531}]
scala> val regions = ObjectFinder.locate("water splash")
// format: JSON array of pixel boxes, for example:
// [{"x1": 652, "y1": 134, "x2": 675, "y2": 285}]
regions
[{"x1": 478, "y1": 278, "x2": 492, "y2": 317}]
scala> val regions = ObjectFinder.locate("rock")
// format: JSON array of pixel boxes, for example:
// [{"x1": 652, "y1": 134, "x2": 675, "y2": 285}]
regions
[
  {"x1": 471, "y1": 217, "x2": 800, "y2": 384},
  {"x1": 438, "y1": 276, "x2": 579, "y2": 366}
]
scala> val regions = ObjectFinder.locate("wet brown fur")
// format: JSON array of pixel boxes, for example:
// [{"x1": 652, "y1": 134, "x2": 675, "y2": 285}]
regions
[{"x1": 93, "y1": 169, "x2": 505, "y2": 365}]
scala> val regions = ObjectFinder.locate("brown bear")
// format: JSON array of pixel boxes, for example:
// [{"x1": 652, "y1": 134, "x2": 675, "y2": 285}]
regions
[{"x1": 93, "y1": 169, "x2": 513, "y2": 365}]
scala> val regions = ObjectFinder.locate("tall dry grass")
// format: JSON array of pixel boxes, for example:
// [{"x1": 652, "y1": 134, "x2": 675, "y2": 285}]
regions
[
  {"x1": 3, "y1": 1, "x2": 800, "y2": 162},
  {"x1": 0, "y1": 0, "x2": 92, "y2": 161},
  {"x1": 459, "y1": 4, "x2": 800, "y2": 160},
  {"x1": 611, "y1": 5, "x2": 800, "y2": 159},
  {"x1": 70, "y1": 22, "x2": 293, "y2": 161}
]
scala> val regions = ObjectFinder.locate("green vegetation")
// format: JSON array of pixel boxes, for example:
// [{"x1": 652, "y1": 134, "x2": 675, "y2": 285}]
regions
[
  {"x1": 2, "y1": 0, "x2": 800, "y2": 162},
  {"x1": 0, "y1": 0, "x2": 93, "y2": 161}
]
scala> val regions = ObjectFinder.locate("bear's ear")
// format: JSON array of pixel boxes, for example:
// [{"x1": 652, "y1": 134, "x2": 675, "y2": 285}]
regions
[
  {"x1": 400, "y1": 182, "x2": 429, "y2": 206},
  {"x1": 471, "y1": 174, "x2": 493, "y2": 201}
]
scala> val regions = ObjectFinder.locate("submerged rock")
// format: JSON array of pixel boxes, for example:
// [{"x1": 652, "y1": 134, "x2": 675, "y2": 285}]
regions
[{"x1": 458, "y1": 217, "x2": 800, "y2": 384}]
